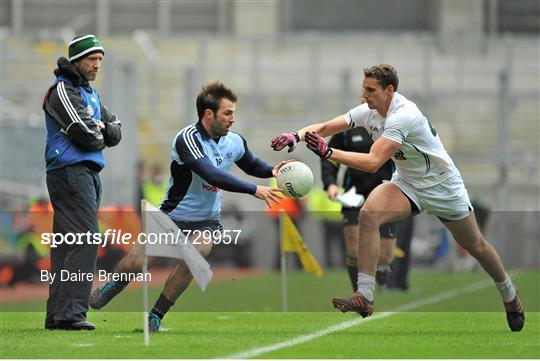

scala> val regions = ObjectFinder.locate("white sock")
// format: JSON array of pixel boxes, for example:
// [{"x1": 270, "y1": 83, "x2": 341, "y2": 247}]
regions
[
  {"x1": 357, "y1": 273, "x2": 376, "y2": 301},
  {"x1": 495, "y1": 274, "x2": 516, "y2": 303}
]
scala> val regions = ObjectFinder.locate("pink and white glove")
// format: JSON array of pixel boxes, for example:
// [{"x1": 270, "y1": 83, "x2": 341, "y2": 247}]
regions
[
  {"x1": 305, "y1": 131, "x2": 333, "y2": 159},
  {"x1": 270, "y1": 132, "x2": 300, "y2": 153}
]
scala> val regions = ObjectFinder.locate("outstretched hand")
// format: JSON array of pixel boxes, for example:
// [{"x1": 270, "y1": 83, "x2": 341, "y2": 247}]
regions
[
  {"x1": 272, "y1": 159, "x2": 296, "y2": 177},
  {"x1": 270, "y1": 132, "x2": 299, "y2": 153},
  {"x1": 305, "y1": 131, "x2": 333, "y2": 159},
  {"x1": 254, "y1": 186, "x2": 282, "y2": 207}
]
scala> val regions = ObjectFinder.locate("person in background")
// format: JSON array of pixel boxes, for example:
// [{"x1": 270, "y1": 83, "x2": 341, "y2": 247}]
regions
[
  {"x1": 143, "y1": 165, "x2": 168, "y2": 207},
  {"x1": 320, "y1": 128, "x2": 398, "y2": 290},
  {"x1": 306, "y1": 186, "x2": 344, "y2": 268}
]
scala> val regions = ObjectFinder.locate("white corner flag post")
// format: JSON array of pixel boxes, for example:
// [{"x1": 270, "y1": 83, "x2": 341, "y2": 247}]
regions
[
  {"x1": 279, "y1": 211, "x2": 288, "y2": 312},
  {"x1": 141, "y1": 200, "x2": 150, "y2": 346},
  {"x1": 140, "y1": 199, "x2": 214, "y2": 346}
]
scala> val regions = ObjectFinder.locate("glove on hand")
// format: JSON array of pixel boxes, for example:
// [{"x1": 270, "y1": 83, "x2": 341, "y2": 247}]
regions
[
  {"x1": 305, "y1": 131, "x2": 333, "y2": 159},
  {"x1": 270, "y1": 132, "x2": 300, "y2": 153}
]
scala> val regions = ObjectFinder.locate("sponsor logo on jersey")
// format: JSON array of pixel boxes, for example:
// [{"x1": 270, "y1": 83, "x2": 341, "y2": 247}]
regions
[
  {"x1": 393, "y1": 149, "x2": 407, "y2": 160},
  {"x1": 202, "y1": 183, "x2": 221, "y2": 192}
]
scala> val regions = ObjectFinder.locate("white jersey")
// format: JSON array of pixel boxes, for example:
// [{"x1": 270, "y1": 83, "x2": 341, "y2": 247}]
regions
[{"x1": 344, "y1": 92, "x2": 461, "y2": 188}]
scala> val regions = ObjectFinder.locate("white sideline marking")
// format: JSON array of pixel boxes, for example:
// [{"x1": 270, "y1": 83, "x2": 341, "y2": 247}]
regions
[
  {"x1": 73, "y1": 343, "x2": 94, "y2": 347},
  {"x1": 222, "y1": 278, "x2": 494, "y2": 359}
]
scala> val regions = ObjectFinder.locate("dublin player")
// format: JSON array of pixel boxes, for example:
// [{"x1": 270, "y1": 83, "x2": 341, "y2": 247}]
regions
[{"x1": 90, "y1": 82, "x2": 289, "y2": 332}]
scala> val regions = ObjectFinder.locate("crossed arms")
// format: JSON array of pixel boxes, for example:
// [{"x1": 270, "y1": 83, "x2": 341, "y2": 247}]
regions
[{"x1": 44, "y1": 81, "x2": 122, "y2": 151}]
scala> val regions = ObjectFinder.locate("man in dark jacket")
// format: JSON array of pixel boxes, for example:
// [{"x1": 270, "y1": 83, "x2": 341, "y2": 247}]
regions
[{"x1": 42, "y1": 35, "x2": 121, "y2": 330}]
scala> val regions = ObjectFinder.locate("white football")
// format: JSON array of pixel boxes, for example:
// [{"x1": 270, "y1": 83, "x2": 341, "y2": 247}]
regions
[{"x1": 276, "y1": 161, "x2": 314, "y2": 199}]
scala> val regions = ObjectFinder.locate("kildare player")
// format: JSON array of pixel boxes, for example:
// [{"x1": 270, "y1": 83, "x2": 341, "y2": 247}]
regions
[{"x1": 271, "y1": 64, "x2": 524, "y2": 332}]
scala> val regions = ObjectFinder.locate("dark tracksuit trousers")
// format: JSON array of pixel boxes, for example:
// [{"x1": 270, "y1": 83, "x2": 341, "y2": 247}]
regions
[
  {"x1": 45, "y1": 162, "x2": 101, "y2": 324},
  {"x1": 388, "y1": 217, "x2": 414, "y2": 290}
]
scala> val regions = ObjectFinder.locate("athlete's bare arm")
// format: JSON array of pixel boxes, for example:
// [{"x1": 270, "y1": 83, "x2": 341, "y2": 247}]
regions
[
  {"x1": 297, "y1": 115, "x2": 349, "y2": 140},
  {"x1": 330, "y1": 137, "x2": 400, "y2": 174}
]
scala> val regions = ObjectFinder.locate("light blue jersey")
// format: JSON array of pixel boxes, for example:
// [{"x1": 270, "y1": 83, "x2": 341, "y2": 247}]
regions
[{"x1": 160, "y1": 122, "x2": 270, "y2": 222}]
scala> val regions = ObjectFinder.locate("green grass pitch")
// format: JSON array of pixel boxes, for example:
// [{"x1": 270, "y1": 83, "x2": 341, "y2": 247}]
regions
[{"x1": 1, "y1": 270, "x2": 539, "y2": 358}]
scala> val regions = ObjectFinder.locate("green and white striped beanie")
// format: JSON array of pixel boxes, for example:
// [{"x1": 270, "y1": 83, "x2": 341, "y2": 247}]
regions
[{"x1": 68, "y1": 34, "x2": 104, "y2": 62}]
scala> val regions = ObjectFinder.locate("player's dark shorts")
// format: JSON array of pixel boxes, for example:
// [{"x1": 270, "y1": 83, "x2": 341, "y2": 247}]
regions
[
  {"x1": 173, "y1": 219, "x2": 223, "y2": 235},
  {"x1": 342, "y1": 207, "x2": 397, "y2": 239}
]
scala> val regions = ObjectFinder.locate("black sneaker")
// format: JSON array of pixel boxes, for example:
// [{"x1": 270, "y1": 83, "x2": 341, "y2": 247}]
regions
[
  {"x1": 56, "y1": 320, "x2": 96, "y2": 330},
  {"x1": 504, "y1": 287, "x2": 525, "y2": 332},
  {"x1": 332, "y1": 291, "x2": 374, "y2": 318},
  {"x1": 89, "y1": 281, "x2": 126, "y2": 310},
  {"x1": 45, "y1": 321, "x2": 58, "y2": 330}
]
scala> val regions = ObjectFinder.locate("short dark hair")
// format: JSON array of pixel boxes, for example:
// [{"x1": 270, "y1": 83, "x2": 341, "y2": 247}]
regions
[
  {"x1": 363, "y1": 64, "x2": 399, "y2": 91},
  {"x1": 196, "y1": 81, "x2": 238, "y2": 121}
]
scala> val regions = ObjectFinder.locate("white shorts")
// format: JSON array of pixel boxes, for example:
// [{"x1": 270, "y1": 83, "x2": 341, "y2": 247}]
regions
[{"x1": 391, "y1": 174, "x2": 473, "y2": 221}]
